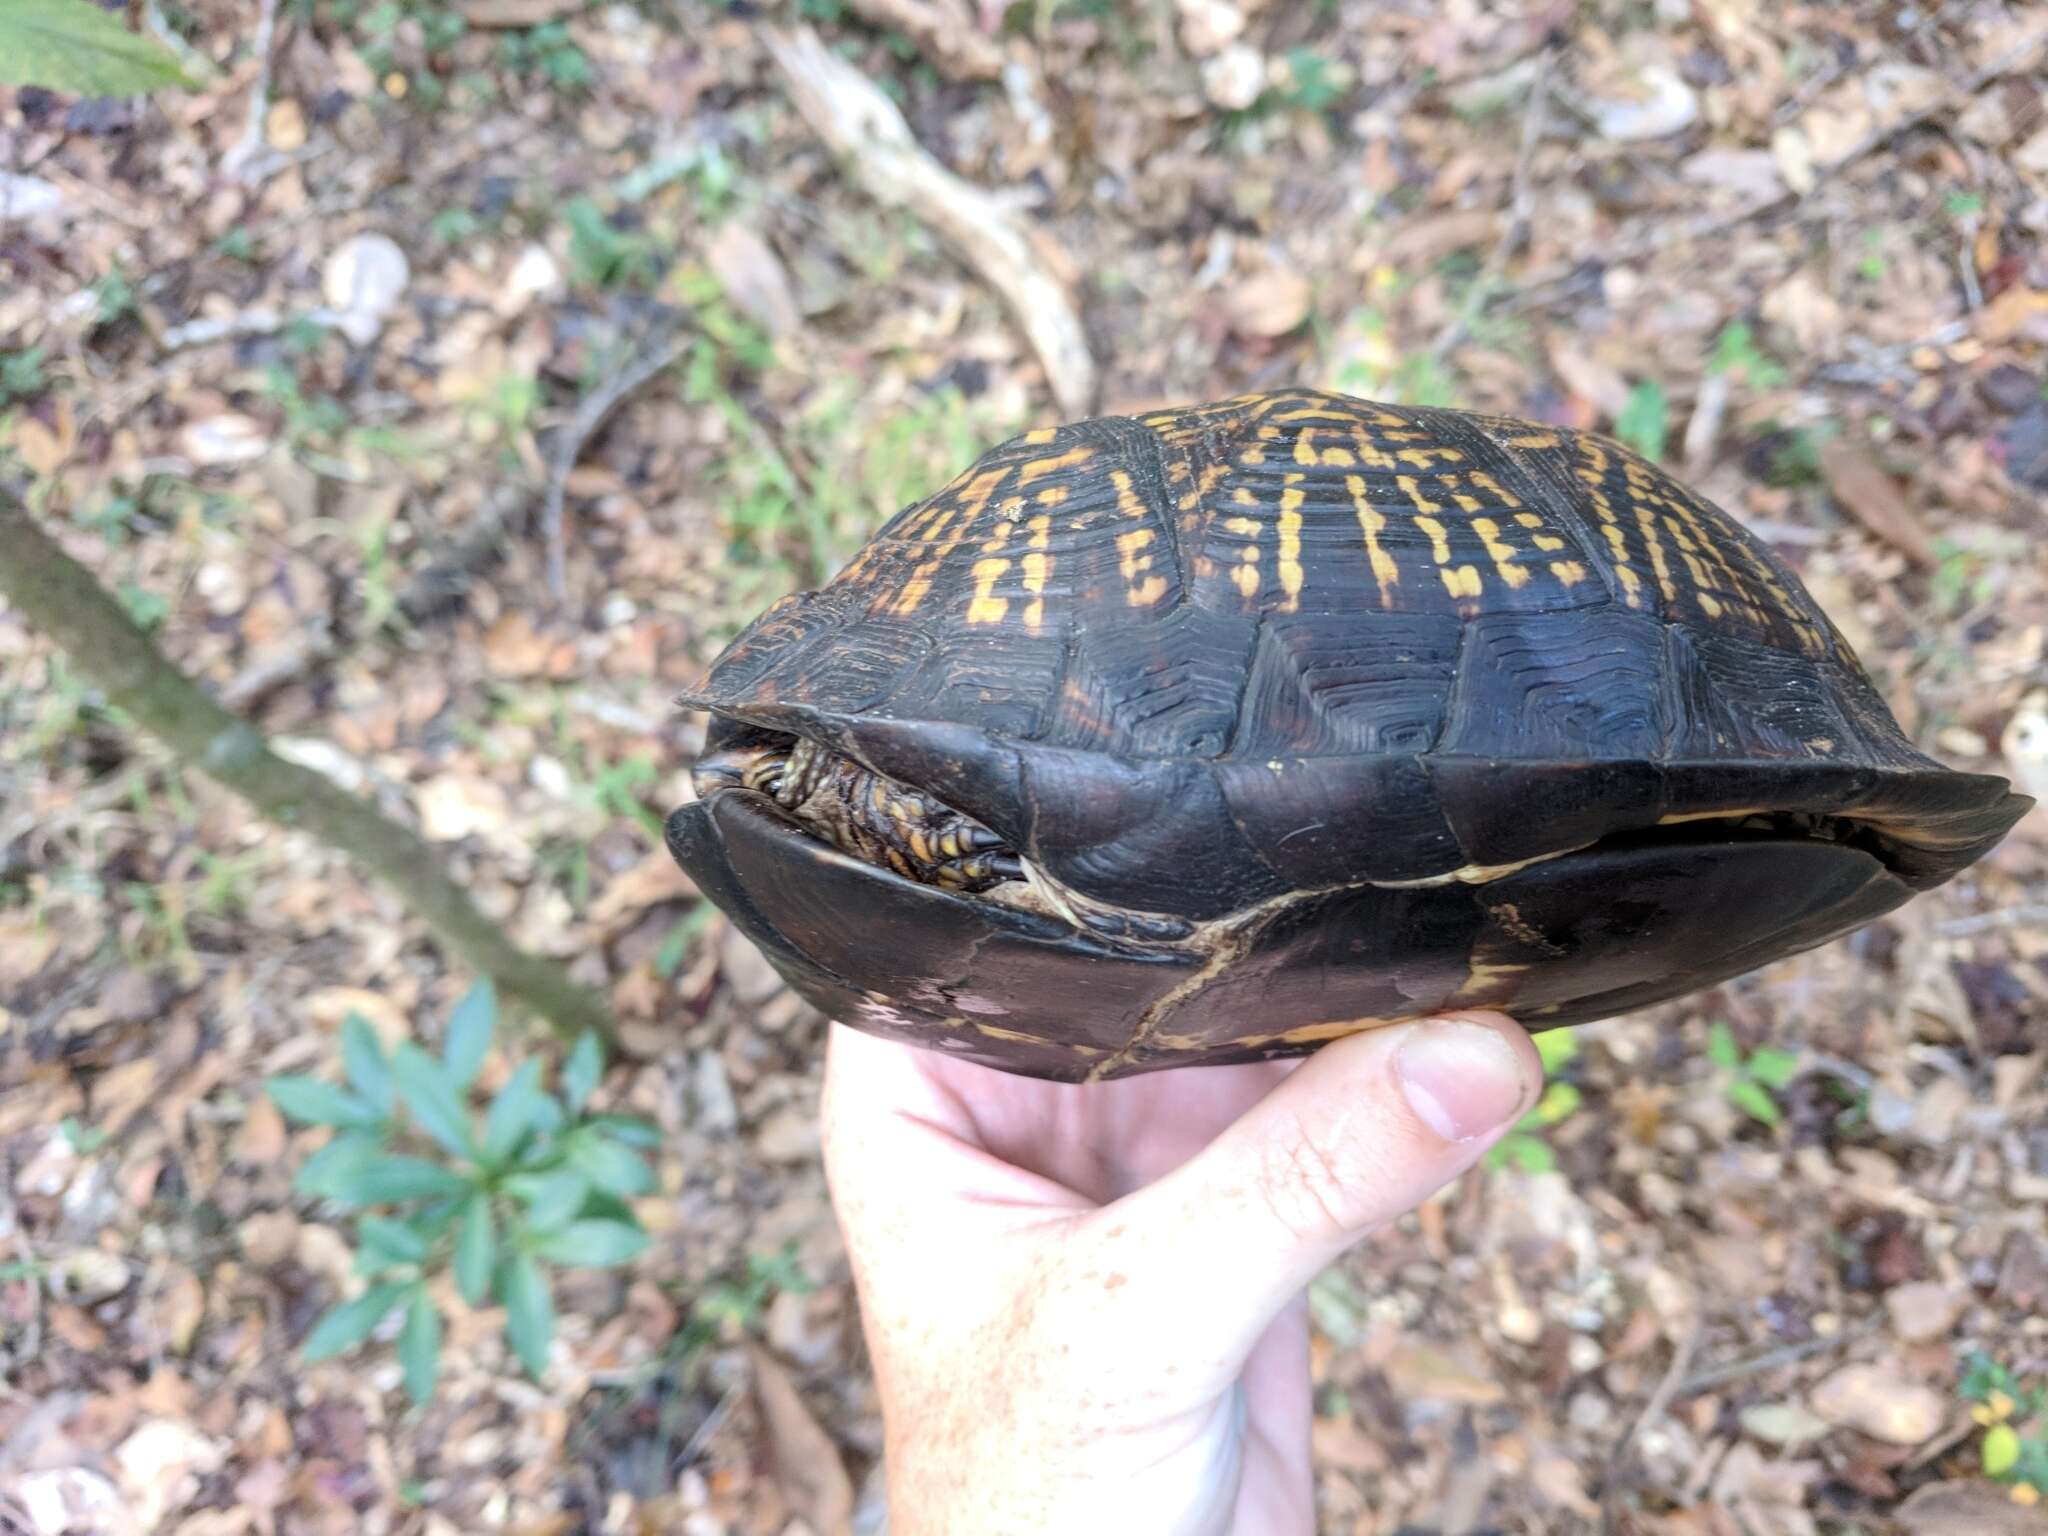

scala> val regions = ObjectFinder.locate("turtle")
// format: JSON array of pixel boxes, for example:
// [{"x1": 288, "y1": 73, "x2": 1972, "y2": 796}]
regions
[{"x1": 664, "y1": 388, "x2": 2030, "y2": 1082}]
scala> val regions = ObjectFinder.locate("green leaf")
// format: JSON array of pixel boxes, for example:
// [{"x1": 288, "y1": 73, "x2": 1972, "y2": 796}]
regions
[
  {"x1": 500, "y1": 1254, "x2": 553, "y2": 1378},
  {"x1": 266, "y1": 1075, "x2": 384, "y2": 1130},
  {"x1": 400, "y1": 1289, "x2": 442, "y2": 1403},
  {"x1": 291, "y1": 1132, "x2": 386, "y2": 1201},
  {"x1": 444, "y1": 980, "x2": 496, "y2": 1087},
  {"x1": 563, "y1": 1031, "x2": 603, "y2": 1114},
  {"x1": 1532, "y1": 1030, "x2": 1579, "y2": 1072},
  {"x1": 504, "y1": 1167, "x2": 588, "y2": 1232},
  {"x1": 1984, "y1": 1422, "x2": 2022, "y2": 1478},
  {"x1": 341, "y1": 1014, "x2": 394, "y2": 1117},
  {"x1": 1529, "y1": 1081, "x2": 1582, "y2": 1127},
  {"x1": 533, "y1": 1219, "x2": 649, "y2": 1268},
  {"x1": 1508, "y1": 1136, "x2": 1558, "y2": 1174},
  {"x1": 1615, "y1": 378, "x2": 1668, "y2": 462},
  {"x1": 483, "y1": 1059, "x2": 546, "y2": 1164},
  {"x1": 339, "y1": 1155, "x2": 471, "y2": 1205},
  {"x1": 301, "y1": 1281, "x2": 408, "y2": 1362},
  {"x1": 584, "y1": 1114, "x2": 661, "y2": 1149},
  {"x1": 568, "y1": 1133, "x2": 654, "y2": 1196},
  {"x1": 1745, "y1": 1048, "x2": 1801, "y2": 1090},
  {"x1": 1705, "y1": 1021, "x2": 1742, "y2": 1071},
  {"x1": 455, "y1": 1194, "x2": 495, "y2": 1306},
  {"x1": 393, "y1": 1043, "x2": 476, "y2": 1160},
  {"x1": 0, "y1": 0, "x2": 194, "y2": 97},
  {"x1": 1727, "y1": 1077, "x2": 1782, "y2": 1128},
  {"x1": 358, "y1": 1215, "x2": 429, "y2": 1264}
]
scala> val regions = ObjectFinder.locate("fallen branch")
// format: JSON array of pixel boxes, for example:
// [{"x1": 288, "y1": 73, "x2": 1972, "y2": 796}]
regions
[
  {"x1": 542, "y1": 328, "x2": 694, "y2": 601},
  {"x1": 763, "y1": 24, "x2": 1097, "y2": 421},
  {"x1": 840, "y1": 0, "x2": 1003, "y2": 81},
  {"x1": 0, "y1": 487, "x2": 614, "y2": 1044}
]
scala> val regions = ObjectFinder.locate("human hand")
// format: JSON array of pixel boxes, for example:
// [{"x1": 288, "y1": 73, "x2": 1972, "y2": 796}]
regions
[{"x1": 819, "y1": 1011, "x2": 1542, "y2": 1536}]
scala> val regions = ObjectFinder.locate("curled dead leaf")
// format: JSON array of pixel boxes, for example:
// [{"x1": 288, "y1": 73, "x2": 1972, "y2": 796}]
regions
[
  {"x1": 1809, "y1": 1364, "x2": 1946, "y2": 1445},
  {"x1": 1224, "y1": 269, "x2": 1313, "y2": 338},
  {"x1": 1817, "y1": 439, "x2": 1938, "y2": 568},
  {"x1": 747, "y1": 1344, "x2": 854, "y2": 1536}
]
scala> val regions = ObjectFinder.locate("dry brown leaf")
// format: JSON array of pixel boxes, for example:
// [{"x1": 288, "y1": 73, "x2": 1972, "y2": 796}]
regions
[
  {"x1": 1817, "y1": 439, "x2": 1938, "y2": 568},
  {"x1": 706, "y1": 221, "x2": 804, "y2": 343},
  {"x1": 1377, "y1": 1338, "x2": 1506, "y2": 1406},
  {"x1": 747, "y1": 1344, "x2": 854, "y2": 1536},
  {"x1": 1379, "y1": 208, "x2": 1500, "y2": 269},
  {"x1": 89, "y1": 1057, "x2": 160, "y2": 1138},
  {"x1": 1809, "y1": 1364, "x2": 1946, "y2": 1444},
  {"x1": 1224, "y1": 270, "x2": 1313, "y2": 338},
  {"x1": 153, "y1": 1265, "x2": 206, "y2": 1354},
  {"x1": 1897, "y1": 1481, "x2": 2048, "y2": 1535},
  {"x1": 590, "y1": 850, "x2": 698, "y2": 932},
  {"x1": 1977, "y1": 286, "x2": 2048, "y2": 344}
]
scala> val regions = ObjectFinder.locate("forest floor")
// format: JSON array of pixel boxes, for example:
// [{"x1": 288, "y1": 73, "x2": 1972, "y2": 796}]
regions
[{"x1": 3, "y1": 1, "x2": 2048, "y2": 1532}]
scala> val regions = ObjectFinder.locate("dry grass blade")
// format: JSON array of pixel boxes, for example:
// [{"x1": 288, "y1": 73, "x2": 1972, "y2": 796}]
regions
[{"x1": 763, "y1": 24, "x2": 1097, "y2": 421}]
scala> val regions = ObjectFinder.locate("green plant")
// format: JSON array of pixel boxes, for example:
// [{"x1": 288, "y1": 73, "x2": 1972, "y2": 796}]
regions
[
  {"x1": 1484, "y1": 1030, "x2": 1583, "y2": 1173},
  {"x1": 693, "y1": 1244, "x2": 815, "y2": 1334},
  {"x1": 268, "y1": 980, "x2": 656, "y2": 1401},
  {"x1": 496, "y1": 20, "x2": 592, "y2": 89},
  {"x1": 0, "y1": 0, "x2": 193, "y2": 95},
  {"x1": 1707, "y1": 322, "x2": 1786, "y2": 389},
  {"x1": 0, "y1": 349, "x2": 48, "y2": 409},
  {"x1": 93, "y1": 264, "x2": 138, "y2": 329},
  {"x1": 1705, "y1": 1021, "x2": 1798, "y2": 1128},
  {"x1": 1615, "y1": 379, "x2": 1668, "y2": 461},
  {"x1": 563, "y1": 197, "x2": 661, "y2": 290},
  {"x1": 1962, "y1": 1354, "x2": 2048, "y2": 1505}
]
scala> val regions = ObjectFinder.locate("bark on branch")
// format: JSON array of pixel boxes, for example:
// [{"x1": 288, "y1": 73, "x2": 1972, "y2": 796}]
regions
[{"x1": 0, "y1": 488, "x2": 614, "y2": 1043}]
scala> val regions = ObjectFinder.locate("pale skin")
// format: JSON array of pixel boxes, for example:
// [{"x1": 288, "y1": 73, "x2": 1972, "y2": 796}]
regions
[{"x1": 820, "y1": 1010, "x2": 1544, "y2": 1536}]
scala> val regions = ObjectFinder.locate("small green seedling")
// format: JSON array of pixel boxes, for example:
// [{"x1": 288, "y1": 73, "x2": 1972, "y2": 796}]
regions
[
  {"x1": 1962, "y1": 1354, "x2": 2048, "y2": 1506},
  {"x1": 1706, "y1": 1021, "x2": 1799, "y2": 1128},
  {"x1": 1707, "y1": 322, "x2": 1786, "y2": 390},
  {"x1": 269, "y1": 980, "x2": 658, "y2": 1402},
  {"x1": 1615, "y1": 379, "x2": 1669, "y2": 462},
  {"x1": 1484, "y1": 1030, "x2": 1583, "y2": 1173}
]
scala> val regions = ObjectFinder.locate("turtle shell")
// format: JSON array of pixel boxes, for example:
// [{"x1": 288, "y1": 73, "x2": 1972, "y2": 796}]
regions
[{"x1": 666, "y1": 389, "x2": 2030, "y2": 1081}]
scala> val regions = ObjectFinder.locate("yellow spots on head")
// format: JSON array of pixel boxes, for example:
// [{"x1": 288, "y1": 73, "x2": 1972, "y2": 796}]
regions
[
  {"x1": 1022, "y1": 514, "x2": 1052, "y2": 630},
  {"x1": 1413, "y1": 515, "x2": 1450, "y2": 564},
  {"x1": 1345, "y1": 474, "x2": 1400, "y2": 607},
  {"x1": 1277, "y1": 487, "x2": 1305, "y2": 610},
  {"x1": 1019, "y1": 445, "x2": 1094, "y2": 486},
  {"x1": 1399, "y1": 474, "x2": 1443, "y2": 517},
  {"x1": 1549, "y1": 560, "x2": 1587, "y2": 586},
  {"x1": 1023, "y1": 426, "x2": 1059, "y2": 446},
  {"x1": 966, "y1": 557, "x2": 1011, "y2": 625},
  {"x1": 1471, "y1": 518, "x2": 1529, "y2": 589},
  {"x1": 1441, "y1": 564, "x2": 1483, "y2": 600},
  {"x1": 1117, "y1": 526, "x2": 1168, "y2": 606}
]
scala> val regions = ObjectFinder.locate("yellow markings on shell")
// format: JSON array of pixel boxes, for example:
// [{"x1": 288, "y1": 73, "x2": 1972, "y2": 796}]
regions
[
  {"x1": 1398, "y1": 445, "x2": 1465, "y2": 469},
  {"x1": 1466, "y1": 471, "x2": 1521, "y2": 509},
  {"x1": 1294, "y1": 427, "x2": 1319, "y2": 466},
  {"x1": 1036, "y1": 486, "x2": 1070, "y2": 507},
  {"x1": 1276, "y1": 486, "x2": 1305, "y2": 609},
  {"x1": 1198, "y1": 462, "x2": 1231, "y2": 497},
  {"x1": 890, "y1": 466, "x2": 1006, "y2": 615},
  {"x1": 1240, "y1": 445, "x2": 1266, "y2": 465},
  {"x1": 1233, "y1": 542, "x2": 1261, "y2": 599},
  {"x1": 1347, "y1": 427, "x2": 1397, "y2": 470},
  {"x1": 1319, "y1": 444, "x2": 1356, "y2": 467},
  {"x1": 1023, "y1": 426, "x2": 1059, "y2": 445},
  {"x1": 1225, "y1": 515, "x2": 1261, "y2": 537},
  {"x1": 1503, "y1": 432, "x2": 1560, "y2": 450},
  {"x1": 1345, "y1": 474, "x2": 1400, "y2": 606},
  {"x1": 1441, "y1": 564, "x2": 1482, "y2": 600},
  {"x1": 1471, "y1": 517, "x2": 1529, "y2": 588},
  {"x1": 966, "y1": 557, "x2": 1012, "y2": 625},
  {"x1": 1110, "y1": 468, "x2": 1148, "y2": 520},
  {"x1": 1550, "y1": 560, "x2": 1588, "y2": 585},
  {"x1": 1233, "y1": 486, "x2": 1258, "y2": 506},
  {"x1": 1022, "y1": 514, "x2": 1052, "y2": 630},
  {"x1": 1413, "y1": 515, "x2": 1451, "y2": 564},
  {"x1": 1698, "y1": 592, "x2": 1724, "y2": 618},
  {"x1": 1018, "y1": 444, "x2": 1094, "y2": 487},
  {"x1": 1633, "y1": 499, "x2": 1677, "y2": 603},
  {"x1": 1117, "y1": 526, "x2": 1169, "y2": 606},
  {"x1": 1399, "y1": 475, "x2": 1443, "y2": 517}
]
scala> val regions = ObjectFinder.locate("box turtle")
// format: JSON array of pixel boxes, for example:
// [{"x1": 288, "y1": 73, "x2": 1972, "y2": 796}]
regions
[{"x1": 665, "y1": 389, "x2": 2029, "y2": 1082}]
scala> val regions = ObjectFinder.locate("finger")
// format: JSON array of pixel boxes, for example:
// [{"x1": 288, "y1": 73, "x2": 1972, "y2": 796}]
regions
[{"x1": 1073, "y1": 1012, "x2": 1539, "y2": 1379}]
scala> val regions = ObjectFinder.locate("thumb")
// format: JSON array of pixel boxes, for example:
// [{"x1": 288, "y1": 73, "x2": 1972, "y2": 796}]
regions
[{"x1": 1085, "y1": 1012, "x2": 1539, "y2": 1373}]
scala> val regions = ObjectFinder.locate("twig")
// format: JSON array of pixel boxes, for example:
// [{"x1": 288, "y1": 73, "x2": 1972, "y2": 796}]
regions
[
  {"x1": 0, "y1": 488, "x2": 615, "y2": 1044},
  {"x1": 839, "y1": 0, "x2": 1003, "y2": 80},
  {"x1": 1938, "y1": 903, "x2": 2048, "y2": 938},
  {"x1": 1498, "y1": 30, "x2": 2048, "y2": 315},
  {"x1": 1431, "y1": 51, "x2": 1552, "y2": 360},
  {"x1": 764, "y1": 24, "x2": 1098, "y2": 421},
  {"x1": 1601, "y1": 1321, "x2": 1702, "y2": 1536},
  {"x1": 1674, "y1": 1331, "x2": 1847, "y2": 1396},
  {"x1": 220, "y1": 0, "x2": 286, "y2": 184},
  {"x1": 542, "y1": 329, "x2": 693, "y2": 601}
]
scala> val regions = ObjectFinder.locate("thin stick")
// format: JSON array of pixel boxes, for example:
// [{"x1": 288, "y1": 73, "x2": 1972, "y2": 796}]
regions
[
  {"x1": 543, "y1": 330, "x2": 693, "y2": 601},
  {"x1": 220, "y1": 0, "x2": 284, "y2": 184},
  {"x1": 1431, "y1": 51, "x2": 1552, "y2": 360},
  {"x1": 1601, "y1": 1321, "x2": 1702, "y2": 1536}
]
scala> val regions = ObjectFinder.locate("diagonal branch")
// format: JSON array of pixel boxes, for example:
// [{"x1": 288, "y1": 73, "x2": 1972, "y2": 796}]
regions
[{"x1": 0, "y1": 487, "x2": 614, "y2": 1044}]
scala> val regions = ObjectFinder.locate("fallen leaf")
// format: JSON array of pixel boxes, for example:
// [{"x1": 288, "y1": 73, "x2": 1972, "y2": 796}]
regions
[
  {"x1": 1739, "y1": 1400, "x2": 1833, "y2": 1448},
  {"x1": 233, "y1": 1092, "x2": 288, "y2": 1166},
  {"x1": 747, "y1": 1344, "x2": 854, "y2": 1536},
  {"x1": 1378, "y1": 1338, "x2": 1506, "y2": 1407},
  {"x1": 180, "y1": 414, "x2": 271, "y2": 467},
  {"x1": 265, "y1": 99, "x2": 306, "y2": 153},
  {"x1": 1818, "y1": 439, "x2": 1938, "y2": 568},
  {"x1": 116, "y1": 1419, "x2": 223, "y2": 1533},
  {"x1": 1380, "y1": 209, "x2": 1500, "y2": 269},
  {"x1": 1978, "y1": 286, "x2": 2048, "y2": 344},
  {"x1": 1224, "y1": 269, "x2": 1313, "y2": 338},
  {"x1": 417, "y1": 774, "x2": 512, "y2": 841},
  {"x1": 1810, "y1": 1364, "x2": 1946, "y2": 1445},
  {"x1": 590, "y1": 850, "x2": 698, "y2": 932},
  {"x1": 1582, "y1": 63, "x2": 1700, "y2": 141},
  {"x1": 706, "y1": 221, "x2": 803, "y2": 342},
  {"x1": 1897, "y1": 1480, "x2": 2048, "y2": 1535},
  {"x1": 153, "y1": 1265, "x2": 205, "y2": 1353},
  {"x1": 1883, "y1": 1281, "x2": 1968, "y2": 1343}
]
